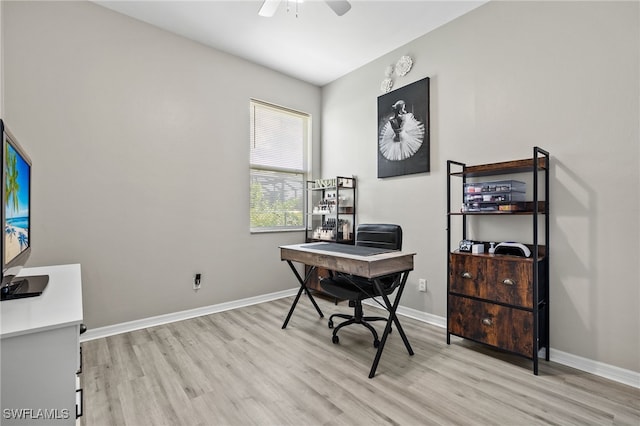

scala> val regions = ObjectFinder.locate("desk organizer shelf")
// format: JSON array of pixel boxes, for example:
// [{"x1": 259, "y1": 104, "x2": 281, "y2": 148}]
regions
[
  {"x1": 305, "y1": 176, "x2": 356, "y2": 244},
  {"x1": 304, "y1": 176, "x2": 357, "y2": 297}
]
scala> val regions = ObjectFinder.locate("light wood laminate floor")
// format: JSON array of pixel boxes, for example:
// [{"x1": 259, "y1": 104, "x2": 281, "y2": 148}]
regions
[{"x1": 80, "y1": 296, "x2": 639, "y2": 426}]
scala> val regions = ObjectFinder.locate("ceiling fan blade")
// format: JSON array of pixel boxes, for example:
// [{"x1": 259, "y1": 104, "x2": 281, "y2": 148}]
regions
[
  {"x1": 258, "y1": 0, "x2": 282, "y2": 17},
  {"x1": 325, "y1": 0, "x2": 351, "y2": 16}
]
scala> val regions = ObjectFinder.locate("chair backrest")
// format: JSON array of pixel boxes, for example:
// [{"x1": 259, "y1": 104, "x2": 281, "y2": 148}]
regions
[{"x1": 355, "y1": 224, "x2": 403, "y2": 251}]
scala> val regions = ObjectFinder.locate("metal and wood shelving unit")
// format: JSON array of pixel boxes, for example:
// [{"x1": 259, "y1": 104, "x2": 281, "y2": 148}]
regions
[{"x1": 446, "y1": 147, "x2": 550, "y2": 375}]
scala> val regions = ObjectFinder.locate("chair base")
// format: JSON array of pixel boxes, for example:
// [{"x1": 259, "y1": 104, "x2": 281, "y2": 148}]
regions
[{"x1": 328, "y1": 311, "x2": 390, "y2": 348}]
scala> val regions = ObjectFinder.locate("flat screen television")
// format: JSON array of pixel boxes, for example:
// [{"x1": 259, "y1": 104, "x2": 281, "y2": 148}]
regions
[{"x1": 1, "y1": 119, "x2": 48, "y2": 300}]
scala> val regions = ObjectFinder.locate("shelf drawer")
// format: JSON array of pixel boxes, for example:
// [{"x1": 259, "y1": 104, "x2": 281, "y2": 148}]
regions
[
  {"x1": 449, "y1": 254, "x2": 492, "y2": 300},
  {"x1": 450, "y1": 253, "x2": 534, "y2": 308},
  {"x1": 448, "y1": 295, "x2": 533, "y2": 357},
  {"x1": 491, "y1": 257, "x2": 534, "y2": 308}
]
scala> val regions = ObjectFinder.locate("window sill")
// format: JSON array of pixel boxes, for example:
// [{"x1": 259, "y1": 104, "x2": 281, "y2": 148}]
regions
[{"x1": 250, "y1": 228, "x2": 305, "y2": 235}]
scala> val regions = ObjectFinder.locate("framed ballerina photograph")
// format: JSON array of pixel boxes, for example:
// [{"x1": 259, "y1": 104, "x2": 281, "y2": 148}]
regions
[{"x1": 377, "y1": 77, "x2": 430, "y2": 178}]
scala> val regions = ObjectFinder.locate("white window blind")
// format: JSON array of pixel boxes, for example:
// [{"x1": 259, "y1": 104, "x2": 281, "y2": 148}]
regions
[{"x1": 250, "y1": 100, "x2": 309, "y2": 232}]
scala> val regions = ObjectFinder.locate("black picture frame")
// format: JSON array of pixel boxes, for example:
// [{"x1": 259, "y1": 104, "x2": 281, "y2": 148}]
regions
[{"x1": 377, "y1": 77, "x2": 430, "y2": 178}]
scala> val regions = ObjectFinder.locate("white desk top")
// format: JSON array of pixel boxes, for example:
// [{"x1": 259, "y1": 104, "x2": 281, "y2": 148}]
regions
[{"x1": 0, "y1": 264, "x2": 83, "y2": 339}]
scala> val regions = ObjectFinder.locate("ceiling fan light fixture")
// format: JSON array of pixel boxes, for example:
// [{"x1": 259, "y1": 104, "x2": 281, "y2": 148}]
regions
[
  {"x1": 258, "y1": 0, "x2": 281, "y2": 17},
  {"x1": 326, "y1": 0, "x2": 351, "y2": 16},
  {"x1": 287, "y1": 0, "x2": 304, "y2": 17},
  {"x1": 259, "y1": 0, "x2": 351, "y2": 17}
]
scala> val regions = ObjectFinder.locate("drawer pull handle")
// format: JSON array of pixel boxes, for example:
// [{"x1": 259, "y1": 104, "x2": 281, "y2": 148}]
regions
[
  {"x1": 482, "y1": 318, "x2": 493, "y2": 326},
  {"x1": 461, "y1": 272, "x2": 472, "y2": 279},
  {"x1": 502, "y1": 278, "x2": 515, "y2": 286}
]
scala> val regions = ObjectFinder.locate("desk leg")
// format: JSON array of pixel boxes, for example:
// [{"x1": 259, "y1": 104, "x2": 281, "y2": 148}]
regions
[
  {"x1": 388, "y1": 275, "x2": 414, "y2": 356},
  {"x1": 368, "y1": 271, "x2": 414, "y2": 378},
  {"x1": 282, "y1": 261, "x2": 324, "y2": 329}
]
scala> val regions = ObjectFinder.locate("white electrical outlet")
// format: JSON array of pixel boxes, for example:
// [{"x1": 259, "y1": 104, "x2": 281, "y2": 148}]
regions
[{"x1": 418, "y1": 278, "x2": 427, "y2": 292}]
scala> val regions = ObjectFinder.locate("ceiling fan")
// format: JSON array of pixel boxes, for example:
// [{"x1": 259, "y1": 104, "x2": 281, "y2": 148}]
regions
[{"x1": 258, "y1": 0, "x2": 352, "y2": 17}]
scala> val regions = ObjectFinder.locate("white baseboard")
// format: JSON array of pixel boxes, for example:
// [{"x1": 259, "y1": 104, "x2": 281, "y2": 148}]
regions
[
  {"x1": 80, "y1": 288, "x2": 298, "y2": 342},
  {"x1": 82, "y1": 290, "x2": 639, "y2": 389},
  {"x1": 366, "y1": 302, "x2": 639, "y2": 388},
  {"x1": 548, "y1": 348, "x2": 640, "y2": 389},
  {"x1": 394, "y1": 304, "x2": 447, "y2": 329}
]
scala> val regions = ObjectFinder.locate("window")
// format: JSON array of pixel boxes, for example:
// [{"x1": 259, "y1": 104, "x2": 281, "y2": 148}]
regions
[{"x1": 250, "y1": 99, "x2": 310, "y2": 232}]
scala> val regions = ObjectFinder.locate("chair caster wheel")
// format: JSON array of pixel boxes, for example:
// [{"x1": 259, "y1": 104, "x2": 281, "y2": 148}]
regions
[
  {"x1": 373, "y1": 339, "x2": 380, "y2": 348},
  {"x1": 328, "y1": 320, "x2": 334, "y2": 329},
  {"x1": 332, "y1": 335, "x2": 339, "y2": 344}
]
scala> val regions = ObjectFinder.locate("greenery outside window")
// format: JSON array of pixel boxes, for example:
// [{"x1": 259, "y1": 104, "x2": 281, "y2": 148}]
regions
[{"x1": 250, "y1": 99, "x2": 310, "y2": 232}]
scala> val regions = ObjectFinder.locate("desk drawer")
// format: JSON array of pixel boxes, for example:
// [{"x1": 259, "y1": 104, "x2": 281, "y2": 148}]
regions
[
  {"x1": 304, "y1": 265, "x2": 331, "y2": 294},
  {"x1": 448, "y1": 295, "x2": 533, "y2": 357}
]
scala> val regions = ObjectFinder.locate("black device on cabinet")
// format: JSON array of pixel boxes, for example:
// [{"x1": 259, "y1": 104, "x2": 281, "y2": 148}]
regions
[{"x1": 446, "y1": 147, "x2": 550, "y2": 375}]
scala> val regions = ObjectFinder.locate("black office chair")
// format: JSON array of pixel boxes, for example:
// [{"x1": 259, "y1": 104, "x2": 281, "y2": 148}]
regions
[{"x1": 319, "y1": 224, "x2": 403, "y2": 348}]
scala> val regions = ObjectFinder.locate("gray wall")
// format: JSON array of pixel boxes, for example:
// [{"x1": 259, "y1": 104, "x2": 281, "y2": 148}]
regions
[
  {"x1": 4, "y1": 1, "x2": 321, "y2": 328},
  {"x1": 321, "y1": 1, "x2": 639, "y2": 372},
  {"x1": 4, "y1": 0, "x2": 639, "y2": 374}
]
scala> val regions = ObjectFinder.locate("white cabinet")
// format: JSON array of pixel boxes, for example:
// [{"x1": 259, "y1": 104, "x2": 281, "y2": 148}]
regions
[{"x1": 1, "y1": 264, "x2": 83, "y2": 425}]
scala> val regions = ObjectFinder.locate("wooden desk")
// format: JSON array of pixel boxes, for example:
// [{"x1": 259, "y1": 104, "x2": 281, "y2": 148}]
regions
[{"x1": 280, "y1": 242, "x2": 415, "y2": 378}]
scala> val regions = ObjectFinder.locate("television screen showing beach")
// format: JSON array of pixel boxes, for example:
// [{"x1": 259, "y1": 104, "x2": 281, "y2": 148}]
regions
[{"x1": 4, "y1": 142, "x2": 30, "y2": 264}]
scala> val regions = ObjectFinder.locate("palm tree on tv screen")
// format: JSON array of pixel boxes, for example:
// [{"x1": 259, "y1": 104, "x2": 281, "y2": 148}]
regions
[
  {"x1": 5, "y1": 225, "x2": 16, "y2": 241},
  {"x1": 18, "y1": 232, "x2": 28, "y2": 249},
  {"x1": 4, "y1": 144, "x2": 20, "y2": 215}
]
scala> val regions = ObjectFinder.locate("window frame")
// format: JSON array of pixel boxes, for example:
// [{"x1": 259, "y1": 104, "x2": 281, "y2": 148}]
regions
[{"x1": 249, "y1": 99, "x2": 311, "y2": 234}]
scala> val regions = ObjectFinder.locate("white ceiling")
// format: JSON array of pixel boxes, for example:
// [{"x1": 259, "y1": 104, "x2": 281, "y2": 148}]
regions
[{"x1": 94, "y1": 0, "x2": 487, "y2": 86}]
